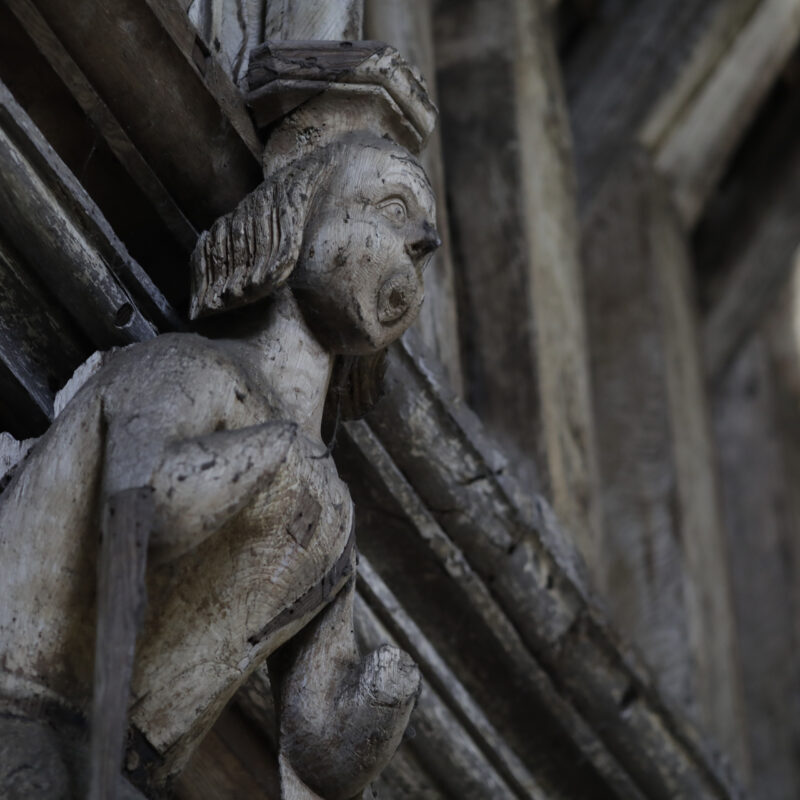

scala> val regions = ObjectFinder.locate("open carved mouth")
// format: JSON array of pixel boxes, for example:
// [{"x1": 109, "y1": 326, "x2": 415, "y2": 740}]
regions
[{"x1": 377, "y1": 272, "x2": 418, "y2": 326}]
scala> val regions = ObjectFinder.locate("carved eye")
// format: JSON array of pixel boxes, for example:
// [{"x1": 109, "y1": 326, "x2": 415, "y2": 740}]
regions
[{"x1": 377, "y1": 197, "x2": 408, "y2": 224}]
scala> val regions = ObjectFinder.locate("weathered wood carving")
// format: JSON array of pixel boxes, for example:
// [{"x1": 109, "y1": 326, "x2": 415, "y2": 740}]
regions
[{"x1": 0, "y1": 42, "x2": 439, "y2": 800}]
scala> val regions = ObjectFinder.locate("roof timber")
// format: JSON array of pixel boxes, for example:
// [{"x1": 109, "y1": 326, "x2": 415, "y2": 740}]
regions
[
  {"x1": 579, "y1": 152, "x2": 746, "y2": 774},
  {"x1": 5, "y1": 0, "x2": 199, "y2": 254},
  {"x1": 355, "y1": 557, "x2": 548, "y2": 799},
  {"x1": 638, "y1": 0, "x2": 764, "y2": 155},
  {"x1": 433, "y1": 0, "x2": 602, "y2": 568},
  {"x1": 647, "y1": 0, "x2": 800, "y2": 226},
  {"x1": 565, "y1": 0, "x2": 800, "y2": 226},
  {"x1": 697, "y1": 58, "x2": 800, "y2": 384},
  {"x1": 8, "y1": 0, "x2": 261, "y2": 232},
  {"x1": 0, "y1": 79, "x2": 180, "y2": 435},
  {"x1": 0, "y1": 83, "x2": 176, "y2": 341},
  {"x1": 710, "y1": 323, "x2": 800, "y2": 797},
  {"x1": 0, "y1": 235, "x2": 88, "y2": 423},
  {"x1": 565, "y1": 0, "x2": 749, "y2": 211},
  {"x1": 355, "y1": 591, "x2": 537, "y2": 799},
  {"x1": 351, "y1": 338, "x2": 742, "y2": 800},
  {"x1": 143, "y1": 0, "x2": 263, "y2": 161},
  {"x1": 0, "y1": 82, "x2": 182, "y2": 437}
]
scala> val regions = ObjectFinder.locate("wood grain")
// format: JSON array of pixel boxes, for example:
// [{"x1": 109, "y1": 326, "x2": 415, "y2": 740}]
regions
[
  {"x1": 349, "y1": 337, "x2": 743, "y2": 798},
  {"x1": 0, "y1": 234, "x2": 89, "y2": 420},
  {"x1": 6, "y1": 0, "x2": 199, "y2": 254},
  {"x1": 0, "y1": 81, "x2": 176, "y2": 340},
  {"x1": 434, "y1": 0, "x2": 601, "y2": 560},
  {"x1": 581, "y1": 152, "x2": 745, "y2": 770},
  {"x1": 365, "y1": 0, "x2": 464, "y2": 396},
  {"x1": 264, "y1": 0, "x2": 364, "y2": 41},
  {"x1": 653, "y1": 0, "x2": 800, "y2": 225},
  {"x1": 89, "y1": 488, "x2": 153, "y2": 800},
  {"x1": 711, "y1": 332, "x2": 800, "y2": 797},
  {"x1": 29, "y1": 0, "x2": 261, "y2": 228}
]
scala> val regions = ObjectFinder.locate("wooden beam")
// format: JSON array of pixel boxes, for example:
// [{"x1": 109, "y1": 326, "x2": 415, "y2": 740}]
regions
[
  {"x1": 649, "y1": 0, "x2": 800, "y2": 226},
  {"x1": 0, "y1": 81, "x2": 172, "y2": 346},
  {"x1": 567, "y1": 0, "x2": 733, "y2": 208},
  {"x1": 365, "y1": 0, "x2": 464, "y2": 396},
  {"x1": 342, "y1": 336, "x2": 743, "y2": 799},
  {"x1": 26, "y1": 0, "x2": 261, "y2": 229},
  {"x1": 580, "y1": 152, "x2": 746, "y2": 772},
  {"x1": 356, "y1": 556, "x2": 547, "y2": 799},
  {"x1": 434, "y1": 0, "x2": 602, "y2": 562},
  {"x1": 6, "y1": 0, "x2": 199, "y2": 254},
  {"x1": 354, "y1": 587, "x2": 532, "y2": 800},
  {"x1": 570, "y1": 0, "x2": 800, "y2": 231},
  {"x1": 0, "y1": 235, "x2": 89, "y2": 422},
  {"x1": 640, "y1": 0, "x2": 762, "y2": 154},
  {"x1": 701, "y1": 67, "x2": 800, "y2": 384},
  {"x1": 142, "y1": 0, "x2": 263, "y2": 159},
  {"x1": 264, "y1": 0, "x2": 363, "y2": 40},
  {"x1": 566, "y1": 0, "x2": 764, "y2": 216},
  {"x1": 511, "y1": 0, "x2": 601, "y2": 566},
  {"x1": 710, "y1": 330, "x2": 800, "y2": 798}
]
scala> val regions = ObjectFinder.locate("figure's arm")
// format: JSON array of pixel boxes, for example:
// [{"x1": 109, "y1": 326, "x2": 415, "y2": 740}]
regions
[
  {"x1": 146, "y1": 421, "x2": 298, "y2": 560},
  {"x1": 103, "y1": 415, "x2": 298, "y2": 562},
  {"x1": 269, "y1": 568, "x2": 420, "y2": 800},
  {"x1": 87, "y1": 418, "x2": 297, "y2": 799}
]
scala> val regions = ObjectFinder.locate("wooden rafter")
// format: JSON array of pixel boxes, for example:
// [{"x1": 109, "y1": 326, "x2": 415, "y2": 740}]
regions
[{"x1": 648, "y1": 0, "x2": 800, "y2": 226}]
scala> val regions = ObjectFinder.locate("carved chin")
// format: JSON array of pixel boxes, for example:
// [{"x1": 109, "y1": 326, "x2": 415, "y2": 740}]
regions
[{"x1": 376, "y1": 272, "x2": 421, "y2": 326}]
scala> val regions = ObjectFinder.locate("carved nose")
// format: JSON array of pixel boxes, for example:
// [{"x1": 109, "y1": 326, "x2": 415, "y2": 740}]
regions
[{"x1": 405, "y1": 222, "x2": 442, "y2": 262}]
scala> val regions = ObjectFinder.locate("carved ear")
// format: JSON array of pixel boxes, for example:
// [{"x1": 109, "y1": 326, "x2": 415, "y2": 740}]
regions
[{"x1": 189, "y1": 167, "x2": 318, "y2": 320}]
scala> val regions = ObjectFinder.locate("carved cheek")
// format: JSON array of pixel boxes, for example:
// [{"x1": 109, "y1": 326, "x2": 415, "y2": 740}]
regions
[{"x1": 364, "y1": 228, "x2": 423, "y2": 328}]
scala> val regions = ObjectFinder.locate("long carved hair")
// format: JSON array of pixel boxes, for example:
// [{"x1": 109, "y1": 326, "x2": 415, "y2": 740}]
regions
[
  {"x1": 189, "y1": 151, "x2": 336, "y2": 320},
  {"x1": 189, "y1": 141, "x2": 387, "y2": 421}
]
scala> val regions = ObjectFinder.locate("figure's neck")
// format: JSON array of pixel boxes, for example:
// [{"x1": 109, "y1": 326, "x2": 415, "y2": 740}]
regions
[{"x1": 216, "y1": 289, "x2": 334, "y2": 435}]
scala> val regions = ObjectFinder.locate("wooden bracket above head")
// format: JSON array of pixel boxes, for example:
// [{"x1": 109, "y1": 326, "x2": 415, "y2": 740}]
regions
[{"x1": 246, "y1": 40, "x2": 438, "y2": 169}]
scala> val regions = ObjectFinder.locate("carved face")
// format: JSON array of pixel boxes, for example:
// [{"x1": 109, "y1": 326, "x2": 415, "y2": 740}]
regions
[{"x1": 290, "y1": 139, "x2": 439, "y2": 355}]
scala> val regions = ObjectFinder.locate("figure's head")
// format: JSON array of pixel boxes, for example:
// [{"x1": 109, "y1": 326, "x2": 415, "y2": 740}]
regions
[{"x1": 190, "y1": 133, "x2": 439, "y2": 355}]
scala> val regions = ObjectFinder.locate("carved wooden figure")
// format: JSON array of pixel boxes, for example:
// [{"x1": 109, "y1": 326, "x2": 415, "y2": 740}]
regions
[{"x1": 0, "y1": 48, "x2": 440, "y2": 799}]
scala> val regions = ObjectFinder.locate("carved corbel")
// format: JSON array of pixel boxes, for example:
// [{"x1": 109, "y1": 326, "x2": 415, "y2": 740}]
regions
[
  {"x1": 237, "y1": 39, "x2": 441, "y2": 800},
  {"x1": 0, "y1": 26, "x2": 440, "y2": 800},
  {"x1": 246, "y1": 39, "x2": 437, "y2": 158}
]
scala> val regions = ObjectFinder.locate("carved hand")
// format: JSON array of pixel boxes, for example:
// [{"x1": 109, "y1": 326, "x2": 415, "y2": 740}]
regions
[{"x1": 271, "y1": 572, "x2": 420, "y2": 800}]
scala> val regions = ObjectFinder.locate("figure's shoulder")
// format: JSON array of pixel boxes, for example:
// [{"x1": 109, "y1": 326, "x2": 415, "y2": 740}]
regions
[
  {"x1": 64, "y1": 334, "x2": 253, "y2": 423},
  {"x1": 143, "y1": 332, "x2": 249, "y2": 374},
  {"x1": 108, "y1": 332, "x2": 240, "y2": 374}
]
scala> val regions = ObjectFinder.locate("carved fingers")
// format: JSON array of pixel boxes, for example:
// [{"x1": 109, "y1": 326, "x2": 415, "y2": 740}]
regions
[{"x1": 273, "y1": 576, "x2": 420, "y2": 800}]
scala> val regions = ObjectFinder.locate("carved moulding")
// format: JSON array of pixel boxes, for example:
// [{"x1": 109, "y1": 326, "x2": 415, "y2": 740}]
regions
[{"x1": 0, "y1": 40, "x2": 439, "y2": 800}]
